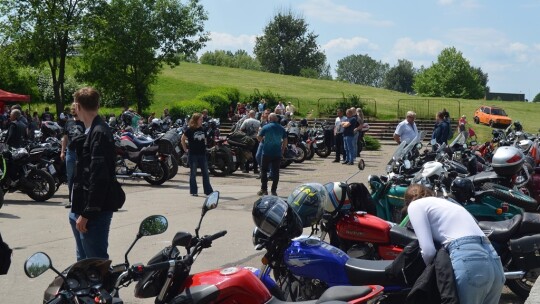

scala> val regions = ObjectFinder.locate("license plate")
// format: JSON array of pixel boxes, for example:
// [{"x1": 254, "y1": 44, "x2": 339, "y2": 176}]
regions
[
  {"x1": 232, "y1": 156, "x2": 237, "y2": 162},
  {"x1": 175, "y1": 146, "x2": 181, "y2": 153},
  {"x1": 48, "y1": 164, "x2": 56, "y2": 175}
]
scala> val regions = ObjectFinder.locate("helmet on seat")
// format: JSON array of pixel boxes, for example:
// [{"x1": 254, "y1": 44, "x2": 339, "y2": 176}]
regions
[
  {"x1": 450, "y1": 178, "x2": 475, "y2": 203},
  {"x1": 287, "y1": 183, "x2": 328, "y2": 227},
  {"x1": 252, "y1": 195, "x2": 303, "y2": 238},
  {"x1": 322, "y1": 182, "x2": 351, "y2": 213}
]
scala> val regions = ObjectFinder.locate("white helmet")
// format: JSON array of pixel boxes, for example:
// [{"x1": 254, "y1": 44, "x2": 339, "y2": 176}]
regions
[{"x1": 322, "y1": 182, "x2": 351, "y2": 213}]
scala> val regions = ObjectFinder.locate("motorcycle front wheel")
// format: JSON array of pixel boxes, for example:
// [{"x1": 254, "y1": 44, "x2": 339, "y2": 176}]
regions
[
  {"x1": 315, "y1": 146, "x2": 331, "y2": 158},
  {"x1": 25, "y1": 170, "x2": 56, "y2": 202},
  {"x1": 144, "y1": 161, "x2": 170, "y2": 185},
  {"x1": 208, "y1": 153, "x2": 231, "y2": 177},
  {"x1": 292, "y1": 144, "x2": 307, "y2": 163}
]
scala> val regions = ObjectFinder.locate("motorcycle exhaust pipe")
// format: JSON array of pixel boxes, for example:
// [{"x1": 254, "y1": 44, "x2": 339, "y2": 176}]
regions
[
  {"x1": 132, "y1": 172, "x2": 152, "y2": 177},
  {"x1": 504, "y1": 271, "x2": 525, "y2": 280}
]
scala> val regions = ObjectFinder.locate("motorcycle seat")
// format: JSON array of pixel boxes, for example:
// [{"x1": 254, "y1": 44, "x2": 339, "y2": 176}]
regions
[
  {"x1": 389, "y1": 225, "x2": 417, "y2": 248},
  {"x1": 478, "y1": 214, "x2": 522, "y2": 242},
  {"x1": 344, "y1": 258, "x2": 395, "y2": 286},
  {"x1": 519, "y1": 212, "x2": 540, "y2": 235},
  {"x1": 466, "y1": 170, "x2": 506, "y2": 186},
  {"x1": 127, "y1": 146, "x2": 159, "y2": 163}
]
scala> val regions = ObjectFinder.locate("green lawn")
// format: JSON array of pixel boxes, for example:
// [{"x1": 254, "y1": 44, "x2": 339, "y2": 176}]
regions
[
  {"x1": 33, "y1": 62, "x2": 540, "y2": 143},
  {"x1": 151, "y1": 62, "x2": 539, "y2": 142}
]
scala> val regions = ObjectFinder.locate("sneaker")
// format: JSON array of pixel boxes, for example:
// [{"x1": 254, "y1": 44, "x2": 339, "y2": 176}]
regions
[
  {"x1": 271, "y1": 191, "x2": 278, "y2": 196},
  {"x1": 257, "y1": 190, "x2": 268, "y2": 196},
  {"x1": 64, "y1": 203, "x2": 72, "y2": 209},
  {"x1": 341, "y1": 161, "x2": 349, "y2": 165},
  {"x1": 348, "y1": 162, "x2": 354, "y2": 165},
  {"x1": 332, "y1": 160, "x2": 340, "y2": 163},
  {"x1": 191, "y1": 193, "x2": 198, "y2": 197}
]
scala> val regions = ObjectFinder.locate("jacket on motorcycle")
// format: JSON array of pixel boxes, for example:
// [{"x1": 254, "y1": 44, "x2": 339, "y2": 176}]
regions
[
  {"x1": 71, "y1": 116, "x2": 118, "y2": 219},
  {"x1": 6, "y1": 119, "x2": 27, "y2": 148}
]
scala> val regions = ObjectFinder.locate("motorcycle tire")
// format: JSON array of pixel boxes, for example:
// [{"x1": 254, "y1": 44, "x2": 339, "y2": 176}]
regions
[
  {"x1": 306, "y1": 145, "x2": 315, "y2": 160},
  {"x1": 315, "y1": 146, "x2": 331, "y2": 158},
  {"x1": 503, "y1": 254, "x2": 536, "y2": 300},
  {"x1": 208, "y1": 153, "x2": 231, "y2": 177},
  {"x1": 25, "y1": 169, "x2": 56, "y2": 202},
  {"x1": 481, "y1": 183, "x2": 539, "y2": 212},
  {"x1": 168, "y1": 156, "x2": 179, "y2": 180},
  {"x1": 144, "y1": 161, "x2": 170, "y2": 185},
  {"x1": 292, "y1": 144, "x2": 307, "y2": 163},
  {"x1": 280, "y1": 159, "x2": 293, "y2": 169}
]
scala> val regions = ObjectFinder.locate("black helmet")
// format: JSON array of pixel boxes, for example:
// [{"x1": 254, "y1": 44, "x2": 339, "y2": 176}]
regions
[
  {"x1": 252, "y1": 195, "x2": 303, "y2": 239},
  {"x1": 450, "y1": 177, "x2": 475, "y2": 203},
  {"x1": 121, "y1": 111, "x2": 134, "y2": 126},
  {"x1": 300, "y1": 118, "x2": 308, "y2": 127}
]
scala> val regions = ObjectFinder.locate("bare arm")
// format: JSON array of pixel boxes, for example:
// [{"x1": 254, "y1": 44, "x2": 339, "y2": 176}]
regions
[
  {"x1": 60, "y1": 135, "x2": 68, "y2": 161},
  {"x1": 393, "y1": 134, "x2": 401, "y2": 144},
  {"x1": 181, "y1": 133, "x2": 188, "y2": 152}
]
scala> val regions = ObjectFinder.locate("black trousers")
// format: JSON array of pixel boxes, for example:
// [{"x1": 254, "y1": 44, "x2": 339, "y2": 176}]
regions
[
  {"x1": 261, "y1": 155, "x2": 281, "y2": 192},
  {"x1": 334, "y1": 133, "x2": 344, "y2": 161}
]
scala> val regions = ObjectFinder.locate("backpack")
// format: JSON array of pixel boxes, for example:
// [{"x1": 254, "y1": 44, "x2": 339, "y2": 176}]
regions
[
  {"x1": 228, "y1": 130, "x2": 256, "y2": 149},
  {"x1": 0, "y1": 232, "x2": 12, "y2": 275}
]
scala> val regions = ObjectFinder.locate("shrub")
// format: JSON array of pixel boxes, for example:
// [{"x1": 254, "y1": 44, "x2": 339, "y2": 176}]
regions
[
  {"x1": 196, "y1": 87, "x2": 239, "y2": 119},
  {"x1": 169, "y1": 100, "x2": 213, "y2": 120},
  {"x1": 364, "y1": 135, "x2": 381, "y2": 151}
]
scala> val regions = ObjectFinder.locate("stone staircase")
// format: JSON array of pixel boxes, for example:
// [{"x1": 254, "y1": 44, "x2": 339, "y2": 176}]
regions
[{"x1": 219, "y1": 118, "x2": 440, "y2": 142}]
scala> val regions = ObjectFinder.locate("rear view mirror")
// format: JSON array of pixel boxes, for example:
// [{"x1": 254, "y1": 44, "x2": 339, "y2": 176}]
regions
[
  {"x1": 139, "y1": 215, "x2": 168, "y2": 237},
  {"x1": 24, "y1": 252, "x2": 51, "y2": 278},
  {"x1": 203, "y1": 191, "x2": 220, "y2": 212}
]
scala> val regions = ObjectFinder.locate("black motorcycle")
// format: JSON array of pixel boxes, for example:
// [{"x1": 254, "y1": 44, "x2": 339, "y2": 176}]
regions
[{"x1": 0, "y1": 147, "x2": 56, "y2": 206}]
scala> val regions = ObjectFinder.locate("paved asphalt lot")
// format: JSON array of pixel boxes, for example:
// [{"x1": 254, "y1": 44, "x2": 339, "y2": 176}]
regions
[{"x1": 0, "y1": 143, "x2": 526, "y2": 303}]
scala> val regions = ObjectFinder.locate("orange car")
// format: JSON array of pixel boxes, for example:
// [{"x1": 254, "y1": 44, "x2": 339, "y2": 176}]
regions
[{"x1": 473, "y1": 105, "x2": 512, "y2": 127}]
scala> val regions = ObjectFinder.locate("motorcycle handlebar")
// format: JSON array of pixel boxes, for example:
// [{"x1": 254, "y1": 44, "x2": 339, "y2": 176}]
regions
[{"x1": 206, "y1": 230, "x2": 227, "y2": 242}]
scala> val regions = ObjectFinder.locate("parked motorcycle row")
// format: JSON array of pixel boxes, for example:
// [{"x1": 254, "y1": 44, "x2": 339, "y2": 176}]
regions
[{"x1": 21, "y1": 120, "x2": 540, "y2": 303}]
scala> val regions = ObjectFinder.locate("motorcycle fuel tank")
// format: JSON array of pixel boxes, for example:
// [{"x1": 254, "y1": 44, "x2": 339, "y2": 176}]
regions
[
  {"x1": 177, "y1": 268, "x2": 272, "y2": 303},
  {"x1": 284, "y1": 236, "x2": 350, "y2": 286},
  {"x1": 387, "y1": 185, "x2": 406, "y2": 207},
  {"x1": 336, "y1": 213, "x2": 392, "y2": 243}
]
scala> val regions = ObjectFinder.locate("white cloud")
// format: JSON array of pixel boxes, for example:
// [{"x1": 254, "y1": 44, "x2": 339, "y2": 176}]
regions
[
  {"x1": 297, "y1": 0, "x2": 393, "y2": 27},
  {"x1": 391, "y1": 38, "x2": 446, "y2": 59},
  {"x1": 322, "y1": 37, "x2": 378, "y2": 54},
  {"x1": 203, "y1": 32, "x2": 257, "y2": 53}
]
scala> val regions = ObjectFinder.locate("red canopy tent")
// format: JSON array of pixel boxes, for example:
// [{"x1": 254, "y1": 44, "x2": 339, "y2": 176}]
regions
[{"x1": 0, "y1": 89, "x2": 31, "y2": 103}]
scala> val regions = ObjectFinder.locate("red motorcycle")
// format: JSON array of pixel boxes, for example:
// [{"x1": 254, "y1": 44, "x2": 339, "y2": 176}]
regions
[{"x1": 25, "y1": 192, "x2": 384, "y2": 304}]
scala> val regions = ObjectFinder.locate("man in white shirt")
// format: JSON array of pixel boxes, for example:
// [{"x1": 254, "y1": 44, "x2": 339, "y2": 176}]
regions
[
  {"x1": 333, "y1": 108, "x2": 346, "y2": 162},
  {"x1": 393, "y1": 111, "x2": 419, "y2": 145},
  {"x1": 240, "y1": 110, "x2": 261, "y2": 174}
]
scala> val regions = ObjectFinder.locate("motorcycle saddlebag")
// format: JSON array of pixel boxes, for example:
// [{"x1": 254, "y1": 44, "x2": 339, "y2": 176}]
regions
[
  {"x1": 157, "y1": 129, "x2": 181, "y2": 154},
  {"x1": 509, "y1": 234, "x2": 540, "y2": 270}
]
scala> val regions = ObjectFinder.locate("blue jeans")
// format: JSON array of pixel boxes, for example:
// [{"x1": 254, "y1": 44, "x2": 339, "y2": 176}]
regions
[
  {"x1": 256, "y1": 143, "x2": 272, "y2": 177},
  {"x1": 69, "y1": 211, "x2": 113, "y2": 261},
  {"x1": 343, "y1": 135, "x2": 355, "y2": 163},
  {"x1": 189, "y1": 154, "x2": 213, "y2": 195},
  {"x1": 66, "y1": 149, "x2": 77, "y2": 202},
  {"x1": 447, "y1": 236, "x2": 504, "y2": 304}
]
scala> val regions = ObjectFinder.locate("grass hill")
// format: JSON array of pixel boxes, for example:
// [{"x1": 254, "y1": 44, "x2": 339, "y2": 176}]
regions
[{"x1": 152, "y1": 62, "x2": 540, "y2": 142}]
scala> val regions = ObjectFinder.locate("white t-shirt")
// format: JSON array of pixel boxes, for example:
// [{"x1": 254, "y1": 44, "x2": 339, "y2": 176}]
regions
[
  {"x1": 394, "y1": 119, "x2": 418, "y2": 144},
  {"x1": 407, "y1": 197, "x2": 485, "y2": 265},
  {"x1": 335, "y1": 116, "x2": 346, "y2": 134}
]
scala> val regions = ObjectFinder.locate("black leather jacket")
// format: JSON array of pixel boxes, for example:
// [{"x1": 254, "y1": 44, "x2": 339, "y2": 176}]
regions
[
  {"x1": 6, "y1": 119, "x2": 27, "y2": 148},
  {"x1": 71, "y1": 115, "x2": 118, "y2": 219}
]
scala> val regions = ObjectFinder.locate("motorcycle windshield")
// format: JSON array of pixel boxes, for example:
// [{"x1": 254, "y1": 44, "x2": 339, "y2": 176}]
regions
[
  {"x1": 400, "y1": 131, "x2": 426, "y2": 159},
  {"x1": 387, "y1": 141, "x2": 407, "y2": 173},
  {"x1": 450, "y1": 131, "x2": 466, "y2": 147}
]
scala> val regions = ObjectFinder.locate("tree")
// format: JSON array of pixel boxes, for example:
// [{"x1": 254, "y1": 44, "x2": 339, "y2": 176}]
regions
[
  {"x1": 533, "y1": 92, "x2": 540, "y2": 102},
  {"x1": 336, "y1": 54, "x2": 389, "y2": 87},
  {"x1": 200, "y1": 49, "x2": 261, "y2": 70},
  {"x1": 383, "y1": 59, "x2": 416, "y2": 93},
  {"x1": 413, "y1": 47, "x2": 486, "y2": 99},
  {"x1": 0, "y1": 0, "x2": 105, "y2": 116},
  {"x1": 78, "y1": 0, "x2": 208, "y2": 112},
  {"x1": 254, "y1": 11, "x2": 326, "y2": 76}
]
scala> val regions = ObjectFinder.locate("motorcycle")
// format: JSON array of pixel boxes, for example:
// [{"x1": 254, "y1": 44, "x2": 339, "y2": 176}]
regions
[
  {"x1": 114, "y1": 134, "x2": 171, "y2": 185},
  {"x1": 0, "y1": 147, "x2": 56, "y2": 206},
  {"x1": 253, "y1": 194, "x2": 538, "y2": 301}
]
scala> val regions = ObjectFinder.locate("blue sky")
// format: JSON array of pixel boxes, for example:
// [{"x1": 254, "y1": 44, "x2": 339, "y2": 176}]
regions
[{"x1": 198, "y1": 0, "x2": 540, "y2": 100}]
